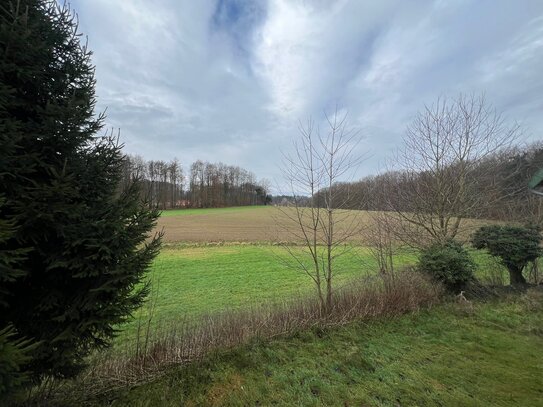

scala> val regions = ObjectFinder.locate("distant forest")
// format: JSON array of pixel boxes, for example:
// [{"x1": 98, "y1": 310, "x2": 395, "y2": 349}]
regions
[
  {"x1": 120, "y1": 155, "x2": 271, "y2": 209},
  {"x1": 314, "y1": 142, "x2": 543, "y2": 224},
  {"x1": 122, "y1": 142, "x2": 542, "y2": 219}
]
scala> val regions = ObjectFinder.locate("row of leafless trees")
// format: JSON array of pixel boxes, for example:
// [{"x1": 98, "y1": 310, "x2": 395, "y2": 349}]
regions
[
  {"x1": 120, "y1": 156, "x2": 271, "y2": 209},
  {"x1": 323, "y1": 142, "x2": 543, "y2": 225},
  {"x1": 120, "y1": 155, "x2": 184, "y2": 210},
  {"x1": 189, "y1": 160, "x2": 271, "y2": 208}
]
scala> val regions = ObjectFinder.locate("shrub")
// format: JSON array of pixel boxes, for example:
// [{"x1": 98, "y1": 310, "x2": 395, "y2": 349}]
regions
[
  {"x1": 418, "y1": 240, "x2": 476, "y2": 292},
  {"x1": 471, "y1": 225, "x2": 542, "y2": 285}
]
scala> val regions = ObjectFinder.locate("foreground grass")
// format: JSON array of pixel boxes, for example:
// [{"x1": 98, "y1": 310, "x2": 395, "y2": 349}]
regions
[{"x1": 97, "y1": 295, "x2": 543, "y2": 406}]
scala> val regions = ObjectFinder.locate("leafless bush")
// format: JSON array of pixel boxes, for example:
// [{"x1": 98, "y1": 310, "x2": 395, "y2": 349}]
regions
[
  {"x1": 51, "y1": 270, "x2": 441, "y2": 403},
  {"x1": 520, "y1": 288, "x2": 543, "y2": 312}
]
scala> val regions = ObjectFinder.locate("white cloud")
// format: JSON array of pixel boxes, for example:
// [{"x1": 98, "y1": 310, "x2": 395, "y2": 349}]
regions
[{"x1": 70, "y1": 0, "x2": 543, "y2": 190}]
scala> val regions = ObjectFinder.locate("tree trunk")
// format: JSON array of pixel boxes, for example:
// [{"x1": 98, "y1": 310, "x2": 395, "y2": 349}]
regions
[
  {"x1": 508, "y1": 266, "x2": 527, "y2": 285},
  {"x1": 325, "y1": 278, "x2": 333, "y2": 313}
]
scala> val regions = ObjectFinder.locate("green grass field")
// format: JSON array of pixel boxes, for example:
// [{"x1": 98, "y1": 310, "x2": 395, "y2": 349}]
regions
[
  {"x1": 99, "y1": 296, "x2": 543, "y2": 406},
  {"x1": 117, "y1": 242, "x2": 504, "y2": 344},
  {"x1": 107, "y1": 206, "x2": 517, "y2": 347},
  {"x1": 120, "y1": 245, "x2": 418, "y2": 341}
]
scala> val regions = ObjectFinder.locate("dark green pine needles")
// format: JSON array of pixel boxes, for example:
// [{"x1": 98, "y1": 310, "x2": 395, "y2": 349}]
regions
[{"x1": 0, "y1": 0, "x2": 161, "y2": 387}]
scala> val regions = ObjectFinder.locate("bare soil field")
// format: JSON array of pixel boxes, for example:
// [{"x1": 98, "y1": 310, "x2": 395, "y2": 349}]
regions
[
  {"x1": 155, "y1": 206, "x2": 486, "y2": 244},
  {"x1": 156, "y1": 206, "x2": 357, "y2": 243}
]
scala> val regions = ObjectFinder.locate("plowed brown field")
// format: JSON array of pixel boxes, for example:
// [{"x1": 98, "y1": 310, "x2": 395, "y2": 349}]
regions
[
  {"x1": 156, "y1": 206, "x2": 371, "y2": 243},
  {"x1": 155, "y1": 206, "x2": 487, "y2": 244}
]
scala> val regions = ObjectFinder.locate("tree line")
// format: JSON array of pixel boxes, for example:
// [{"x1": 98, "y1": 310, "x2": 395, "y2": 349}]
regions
[
  {"x1": 316, "y1": 141, "x2": 543, "y2": 225},
  {"x1": 316, "y1": 142, "x2": 543, "y2": 225},
  {"x1": 121, "y1": 155, "x2": 272, "y2": 209}
]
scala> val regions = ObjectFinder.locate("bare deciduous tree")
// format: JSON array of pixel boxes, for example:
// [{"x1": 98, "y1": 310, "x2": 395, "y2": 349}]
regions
[
  {"x1": 366, "y1": 210, "x2": 397, "y2": 275},
  {"x1": 278, "y1": 112, "x2": 362, "y2": 312},
  {"x1": 386, "y1": 94, "x2": 521, "y2": 246}
]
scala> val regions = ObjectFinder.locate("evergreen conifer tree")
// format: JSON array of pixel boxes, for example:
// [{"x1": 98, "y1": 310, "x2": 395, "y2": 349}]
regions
[{"x1": 0, "y1": 0, "x2": 161, "y2": 384}]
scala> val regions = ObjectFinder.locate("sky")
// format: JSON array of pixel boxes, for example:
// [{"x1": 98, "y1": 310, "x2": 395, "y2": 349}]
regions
[{"x1": 71, "y1": 0, "x2": 543, "y2": 192}]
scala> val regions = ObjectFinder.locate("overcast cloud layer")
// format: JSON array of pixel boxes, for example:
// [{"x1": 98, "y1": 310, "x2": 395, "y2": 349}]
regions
[{"x1": 72, "y1": 0, "x2": 543, "y2": 191}]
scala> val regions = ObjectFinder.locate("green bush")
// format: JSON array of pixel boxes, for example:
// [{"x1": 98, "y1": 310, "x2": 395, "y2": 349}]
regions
[
  {"x1": 471, "y1": 225, "x2": 542, "y2": 285},
  {"x1": 418, "y1": 240, "x2": 476, "y2": 292}
]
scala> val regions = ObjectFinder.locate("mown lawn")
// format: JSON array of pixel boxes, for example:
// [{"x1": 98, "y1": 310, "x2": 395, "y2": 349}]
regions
[{"x1": 98, "y1": 295, "x2": 543, "y2": 406}]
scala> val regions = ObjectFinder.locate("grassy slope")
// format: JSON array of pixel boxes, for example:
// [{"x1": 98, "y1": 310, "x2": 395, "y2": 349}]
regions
[{"x1": 100, "y1": 298, "x2": 543, "y2": 406}]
